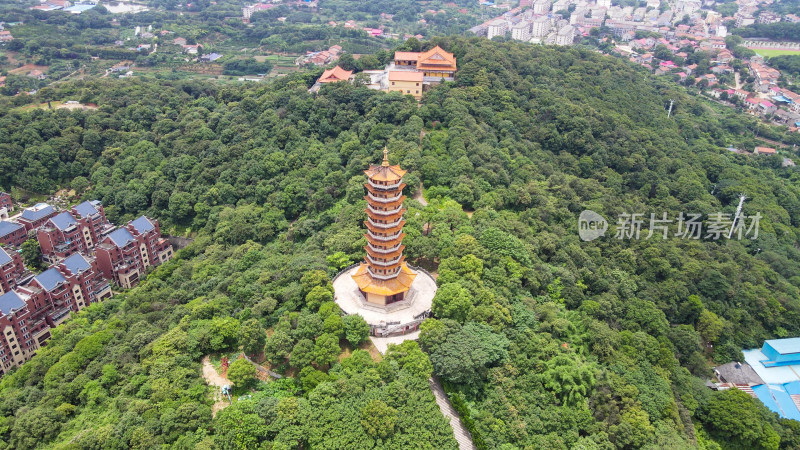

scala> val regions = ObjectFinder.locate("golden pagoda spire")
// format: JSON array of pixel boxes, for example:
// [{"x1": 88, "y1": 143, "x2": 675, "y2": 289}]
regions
[{"x1": 382, "y1": 148, "x2": 390, "y2": 167}]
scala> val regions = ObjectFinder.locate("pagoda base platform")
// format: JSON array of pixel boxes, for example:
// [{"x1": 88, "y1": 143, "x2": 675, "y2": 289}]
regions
[{"x1": 332, "y1": 265, "x2": 436, "y2": 338}]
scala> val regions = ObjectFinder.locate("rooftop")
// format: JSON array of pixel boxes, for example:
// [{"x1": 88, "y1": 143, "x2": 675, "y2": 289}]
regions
[
  {"x1": 73, "y1": 200, "x2": 100, "y2": 218},
  {"x1": 0, "y1": 291, "x2": 25, "y2": 315},
  {"x1": 20, "y1": 203, "x2": 54, "y2": 222},
  {"x1": 130, "y1": 216, "x2": 154, "y2": 234},
  {"x1": 50, "y1": 211, "x2": 77, "y2": 231},
  {"x1": 388, "y1": 71, "x2": 424, "y2": 82},
  {"x1": 0, "y1": 247, "x2": 12, "y2": 266},
  {"x1": 765, "y1": 337, "x2": 800, "y2": 355},
  {"x1": 364, "y1": 149, "x2": 407, "y2": 182},
  {"x1": 318, "y1": 66, "x2": 353, "y2": 83},
  {"x1": 0, "y1": 221, "x2": 23, "y2": 238},
  {"x1": 35, "y1": 268, "x2": 67, "y2": 292},
  {"x1": 61, "y1": 253, "x2": 90, "y2": 275},
  {"x1": 107, "y1": 227, "x2": 136, "y2": 247}
]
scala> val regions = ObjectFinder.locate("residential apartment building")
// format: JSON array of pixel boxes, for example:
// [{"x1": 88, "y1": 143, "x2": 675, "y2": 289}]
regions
[
  {"x1": 17, "y1": 203, "x2": 57, "y2": 231},
  {"x1": 0, "y1": 192, "x2": 12, "y2": 213},
  {"x1": 57, "y1": 253, "x2": 112, "y2": 306},
  {"x1": 0, "y1": 222, "x2": 26, "y2": 247},
  {"x1": 37, "y1": 201, "x2": 112, "y2": 263},
  {"x1": 532, "y1": 16, "x2": 552, "y2": 37},
  {"x1": 0, "y1": 247, "x2": 28, "y2": 294},
  {"x1": 0, "y1": 289, "x2": 40, "y2": 374},
  {"x1": 487, "y1": 18, "x2": 508, "y2": 39},
  {"x1": 96, "y1": 216, "x2": 174, "y2": 289},
  {"x1": 511, "y1": 22, "x2": 532, "y2": 41},
  {"x1": 556, "y1": 24, "x2": 576, "y2": 46}
]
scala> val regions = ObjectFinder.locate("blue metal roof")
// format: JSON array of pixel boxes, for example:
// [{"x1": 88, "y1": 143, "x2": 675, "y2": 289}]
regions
[
  {"x1": 50, "y1": 212, "x2": 77, "y2": 231},
  {"x1": 130, "y1": 216, "x2": 154, "y2": 234},
  {"x1": 107, "y1": 228, "x2": 136, "y2": 247},
  {"x1": 0, "y1": 291, "x2": 25, "y2": 315},
  {"x1": 753, "y1": 383, "x2": 800, "y2": 421},
  {"x1": 0, "y1": 247, "x2": 12, "y2": 266},
  {"x1": 765, "y1": 338, "x2": 800, "y2": 355},
  {"x1": 73, "y1": 200, "x2": 99, "y2": 218},
  {"x1": 0, "y1": 221, "x2": 23, "y2": 238},
  {"x1": 21, "y1": 203, "x2": 55, "y2": 222},
  {"x1": 62, "y1": 253, "x2": 90, "y2": 274},
  {"x1": 35, "y1": 268, "x2": 67, "y2": 292}
]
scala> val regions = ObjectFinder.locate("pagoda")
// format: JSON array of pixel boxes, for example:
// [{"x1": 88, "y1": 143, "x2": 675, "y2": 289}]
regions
[{"x1": 351, "y1": 149, "x2": 417, "y2": 306}]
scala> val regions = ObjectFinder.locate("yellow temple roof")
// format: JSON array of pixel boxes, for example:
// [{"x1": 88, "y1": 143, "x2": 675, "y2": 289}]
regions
[
  {"x1": 364, "y1": 148, "x2": 407, "y2": 182},
  {"x1": 351, "y1": 263, "x2": 417, "y2": 296}
]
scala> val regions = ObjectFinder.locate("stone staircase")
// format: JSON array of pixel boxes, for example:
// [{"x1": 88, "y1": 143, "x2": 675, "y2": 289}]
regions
[{"x1": 429, "y1": 377, "x2": 476, "y2": 450}]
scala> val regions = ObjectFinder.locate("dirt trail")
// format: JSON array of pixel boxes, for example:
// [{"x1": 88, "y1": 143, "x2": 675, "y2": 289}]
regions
[
  {"x1": 201, "y1": 355, "x2": 231, "y2": 417},
  {"x1": 414, "y1": 181, "x2": 428, "y2": 206}
]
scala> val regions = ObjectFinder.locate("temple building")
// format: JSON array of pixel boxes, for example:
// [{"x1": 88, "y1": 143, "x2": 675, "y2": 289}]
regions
[
  {"x1": 392, "y1": 45, "x2": 457, "y2": 83},
  {"x1": 351, "y1": 149, "x2": 417, "y2": 305},
  {"x1": 316, "y1": 65, "x2": 353, "y2": 84}
]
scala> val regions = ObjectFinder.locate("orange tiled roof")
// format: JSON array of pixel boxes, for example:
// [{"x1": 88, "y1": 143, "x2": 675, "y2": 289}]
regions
[
  {"x1": 351, "y1": 263, "x2": 417, "y2": 296},
  {"x1": 394, "y1": 51, "x2": 420, "y2": 61},
  {"x1": 416, "y1": 45, "x2": 456, "y2": 70},
  {"x1": 388, "y1": 71, "x2": 423, "y2": 82},
  {"x1": 318, "y1": 66, "x2": 353, "y2": 83}
]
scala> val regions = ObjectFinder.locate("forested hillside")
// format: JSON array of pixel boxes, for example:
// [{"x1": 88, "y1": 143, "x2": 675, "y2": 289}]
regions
[{"x1": 2, "y1": 37, "x2": 800, "y2": 448}]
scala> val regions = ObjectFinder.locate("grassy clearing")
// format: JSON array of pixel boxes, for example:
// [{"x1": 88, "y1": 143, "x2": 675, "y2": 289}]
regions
[{"x1": 754, "y1": 48, "x2": 800, "y2": 57}]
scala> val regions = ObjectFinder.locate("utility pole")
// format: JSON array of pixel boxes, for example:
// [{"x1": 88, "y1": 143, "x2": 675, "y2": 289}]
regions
[
  {"x1": 728, "y1": 194, "x2": 747, "y2": 239},
  {"x1": 667, "y1": 99, "x2": 674, "y2": 118}
]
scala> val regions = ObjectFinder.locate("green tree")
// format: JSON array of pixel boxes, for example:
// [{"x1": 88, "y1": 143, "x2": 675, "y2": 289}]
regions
[
  {"x1": 431, "y1": 282, "x2": 473, "y2": 322},
  {"x1": 343, "y1": 314, "x2": 370, "y2": 346},
  {"x1": 227, "y1": 358, "x2": 256, "y2": 388},
  {"x1": 314, "y1": 333, "x2": 340, "y2": 367},
  {"x1": 360, "y1": 400, "x2": 398, "y2": 439},
  {"x1": 290, "y1": 338, "x2": 315, "y2": 369},
  {"x1": 239, "y1": 319, "x2": 266, "y2": 357},
  {"x1": 430, "y1": 322, "x2": 508, "y2": 391},
  {"x1": 21, "y1": 239, "x2": 43, "y2": 271}
]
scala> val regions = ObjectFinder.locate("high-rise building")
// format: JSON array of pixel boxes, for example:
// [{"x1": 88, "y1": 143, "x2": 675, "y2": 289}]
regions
[{"x1": 351, "y1": 149, "x2": 417, "y2": 306}]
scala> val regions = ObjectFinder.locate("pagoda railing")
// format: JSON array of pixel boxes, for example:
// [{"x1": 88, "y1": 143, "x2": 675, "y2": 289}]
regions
[
  {"x1": 365, "y1": 254, "x2": 402, "y2": 267},
  {"x1": 367, "y1": 242, "x2": 402, "y2": 253},
  {"x1": 367, "y1": 267, "x2": 402, "y2": 280},
  {"x1": 368, "y1": 232, "x2": 403, "y2": 241},
  {"x1": 367, "y1": 204, "x2": 403, "y2": 215},
  {"x1": 367, "y1": 218, "x2": 403, "y2": 229},
  {"x1": 367, "y1": 193, "x2": 403, "y2": 203},
  {"x1": 367, "y1": 179, "x2": 403, "y2": 190}
]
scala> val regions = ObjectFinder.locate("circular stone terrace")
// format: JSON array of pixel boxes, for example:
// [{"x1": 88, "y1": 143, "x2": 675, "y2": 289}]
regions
[{"x1": 332, "y1": 264, "x2": 437, "y2": 338}]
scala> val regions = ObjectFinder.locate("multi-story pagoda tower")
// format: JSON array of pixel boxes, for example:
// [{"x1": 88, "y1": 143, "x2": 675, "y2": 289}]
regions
[{"x1": 352, "y1": 149, "x2": 417, "y2": 306}]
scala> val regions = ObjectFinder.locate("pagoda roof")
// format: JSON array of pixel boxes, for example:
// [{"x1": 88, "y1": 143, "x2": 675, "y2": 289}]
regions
[
  {"x1": 318, "y1": 65, "x2": 353, "y2": 83},
  {"x1": 366, "y1": 232, "x2": 406, "y2": 247},
  {"x1": 351, "y1": 263, "x2": 417, "y2": 296},
  {"x1": 365, "y1": 149, "x2": 407, "y2": 181}
]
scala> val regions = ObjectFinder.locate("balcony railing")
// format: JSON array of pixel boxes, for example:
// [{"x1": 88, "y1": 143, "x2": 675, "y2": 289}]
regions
[
  {"x1": 367, "y1": 179, "x2": 403, "y2": 191},
  {"x1": 367, "y1": 218, "x2": 403, "y2": 229},
  {"x1": 367, "y1": 267, "x2": 402, "y2": 280},
  {"x1": 368, "y1": 232, "x2": 402, "y2": 242},
  {"x1": 367, "y1": 193, "x2": 402, "y2": 203},
  {"x1": 367, "y1": 204, "x2": 403, "y2": 216},
  {"x1": 51, "y1": 308, "x2": 71, "y2": 323},
  {"x1": 365, "y1": 254, "x2": 402, "y2": 267},
  {"x1": 367, "y1": 243, "x2": 402, "y2": 254}
]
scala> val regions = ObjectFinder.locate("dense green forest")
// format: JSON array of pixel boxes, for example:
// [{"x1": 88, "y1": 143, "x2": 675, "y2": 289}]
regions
[{"x1": 2, "y1": 37, "x2": 800, "y2": 448}]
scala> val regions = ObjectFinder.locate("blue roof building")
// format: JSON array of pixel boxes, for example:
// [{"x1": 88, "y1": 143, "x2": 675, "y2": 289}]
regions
[
  {"x1": 49, "y1": 212, "x2": 78, "y2": 231},
  {"x1": 61, "y1": 253, "x2": 90, "y2": 274},
  {"x1": 73, "y1": 200, "x2": 100, "y2": 219},
  {"x1": 0, "y1": 221, "x2": 23, "y2": 238},
  {"x1": 0, "y1": 291, "x2": 25, "y2": 315},
  {"x1": 130, "y1": 216, "x2": 154, "y2": 234},
  {"x1": 107, "y1": 228, "x2": 136, "y2": 247},
  {"x1": 760, "y1": 338, "x2": 800, "y2": 367},
  {"x1": 34, "y1": 268, "x2": 68, "y2": 292},
  {"x1": 21, "y1": 203, "x2": 55, "y2": 222}
]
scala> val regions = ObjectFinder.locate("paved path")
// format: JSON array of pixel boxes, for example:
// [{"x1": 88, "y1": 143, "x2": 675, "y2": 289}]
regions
[
  {"x1": 429, "y1": 377, "x2": 477, "y2": 450},
  {"x1": 369, "y1": 330, "x2": 420, "y2": 354}
]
